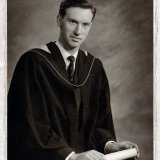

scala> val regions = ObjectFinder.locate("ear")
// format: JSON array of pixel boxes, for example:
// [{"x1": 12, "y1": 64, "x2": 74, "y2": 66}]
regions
[{"x1": 57, "y1": 15, "x2": 62, "y2": 27}]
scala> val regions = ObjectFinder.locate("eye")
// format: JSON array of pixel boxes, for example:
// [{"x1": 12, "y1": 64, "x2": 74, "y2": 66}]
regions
[
  {"x1": 83, "y1": 23, "x2": 90, "y2": 27},
  {"x1": 69, "y1": 20, "x2": 77, "y2": 24}
]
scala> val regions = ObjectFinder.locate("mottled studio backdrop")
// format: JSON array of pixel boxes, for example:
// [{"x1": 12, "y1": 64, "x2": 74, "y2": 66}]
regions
[{"x1": 8, "y1": 0, "x2": 153, "y2": 160}]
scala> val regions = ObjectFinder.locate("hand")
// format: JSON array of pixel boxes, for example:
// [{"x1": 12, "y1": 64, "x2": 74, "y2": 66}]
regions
[
  {"x1": 69, "y1": 150, "x2": 105, "y2": 160},
  {"x1": 105, "y1": 141, "x2": 140, "y2": 159}
]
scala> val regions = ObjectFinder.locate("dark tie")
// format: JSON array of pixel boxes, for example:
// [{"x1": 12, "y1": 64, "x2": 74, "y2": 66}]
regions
[{"x1": 67, "y1": 56, "x2": 75, "y2": 82}]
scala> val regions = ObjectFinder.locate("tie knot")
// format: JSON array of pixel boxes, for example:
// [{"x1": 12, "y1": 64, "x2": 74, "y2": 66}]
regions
[{"x1": 67, "y1": 56, "x2": 75, "y2": 63}]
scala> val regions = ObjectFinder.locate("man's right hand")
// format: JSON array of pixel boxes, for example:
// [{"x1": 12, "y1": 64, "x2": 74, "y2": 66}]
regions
[{"x1": 69, "y1": 150, "x2": 105, "y2": 160}]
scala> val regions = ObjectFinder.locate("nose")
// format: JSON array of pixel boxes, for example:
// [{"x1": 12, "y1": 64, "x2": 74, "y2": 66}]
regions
[{"x1": 74, "y1": 24, "x2": 82, "y2": 36}]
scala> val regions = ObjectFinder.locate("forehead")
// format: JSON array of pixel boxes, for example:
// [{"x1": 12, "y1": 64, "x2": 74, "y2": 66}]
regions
[{"x1": 65, "y1": 7, "x2": 93, "y2": 22}]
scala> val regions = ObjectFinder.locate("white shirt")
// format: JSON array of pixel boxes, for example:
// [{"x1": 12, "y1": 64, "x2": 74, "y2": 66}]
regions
[{"x1": 55, "y1": 41, "x2": 78, "y2": 71}]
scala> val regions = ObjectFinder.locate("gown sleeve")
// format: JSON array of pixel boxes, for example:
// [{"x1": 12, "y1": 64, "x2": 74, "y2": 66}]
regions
[
  {"x1": 93, "y1": 60, "x2": 116, "y2": 153},
  {"x1": 8, "y1": 52, "x2": 73, "y2": 160}
]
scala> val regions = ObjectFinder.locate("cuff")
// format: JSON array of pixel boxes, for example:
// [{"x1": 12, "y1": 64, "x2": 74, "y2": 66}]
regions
[
  {"x1": 104, "y1": 140, "x2": 117, "y2": 154},
  {"x1": 65, "y1": 151, "x2": 75, "y2": 160}
]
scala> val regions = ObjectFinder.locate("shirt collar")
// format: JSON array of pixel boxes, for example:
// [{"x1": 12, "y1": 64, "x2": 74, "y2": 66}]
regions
[{"x1": 55, "y1": 41, "x2": 78, "y2": 62}]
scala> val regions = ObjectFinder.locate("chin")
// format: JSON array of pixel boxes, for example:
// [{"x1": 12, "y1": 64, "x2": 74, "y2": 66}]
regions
[{"x1": 68, "y1": 41, "x2": 81, "y2": 48}]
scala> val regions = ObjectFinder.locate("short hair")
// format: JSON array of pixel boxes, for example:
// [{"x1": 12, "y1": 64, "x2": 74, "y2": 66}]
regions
[{"x1": 59, "y1": 0, "x2": 96, "y2": 21}]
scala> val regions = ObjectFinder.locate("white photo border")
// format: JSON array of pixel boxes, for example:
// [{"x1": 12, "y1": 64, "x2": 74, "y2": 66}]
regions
[
  {"x1": 154, "y1": 0, "x2": 160, "y2": 160},
  {"x1": 0, "y1": 0, "x2": 159, "y2": 159},
  {"x1": 0, "y1": 0, "x2": 7, "y2": 159}
]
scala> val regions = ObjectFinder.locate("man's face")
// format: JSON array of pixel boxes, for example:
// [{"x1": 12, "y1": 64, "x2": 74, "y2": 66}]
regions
[{"x1": 57, "y1": 7, "x2": 93, "y2": 50}]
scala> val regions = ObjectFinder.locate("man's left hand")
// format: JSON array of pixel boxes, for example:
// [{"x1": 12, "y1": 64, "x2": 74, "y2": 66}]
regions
[{"x1": 104, "y1": 141, "x2": 140, "y2": 159}]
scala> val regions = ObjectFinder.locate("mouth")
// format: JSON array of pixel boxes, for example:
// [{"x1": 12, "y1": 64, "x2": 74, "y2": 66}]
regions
[{"x1": 70, "y1": 36, "x2": 82, "y2": 42}]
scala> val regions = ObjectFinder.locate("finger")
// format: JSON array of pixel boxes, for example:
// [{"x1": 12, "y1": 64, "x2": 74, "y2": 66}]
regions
[
  {"x1": 120, "y1": 142, "x2": 140, "y2": 158},
  {"x1": 120, "y1": 141, "x2": 138, "y2": 150},
  {"x1": 126, "y1": 143, "x2": 140, "y2": 159},
  {"x1": 125, "y1": 142, "x2": 140, "y2": 157},
  {"x1": 135, "y1": 146, "x2": 140, "y2": 158},
  {"x1": 119, "y1": 143, "x2": 132, "y2": 149}
]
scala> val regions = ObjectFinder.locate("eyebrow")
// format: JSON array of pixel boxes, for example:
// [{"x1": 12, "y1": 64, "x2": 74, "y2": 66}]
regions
[
  {"x1": 67, "y1": 18, "x2": 78, "y2": 22},
  {"x1": 67, "y1": 18, "x2": 91, "y2": 24}
]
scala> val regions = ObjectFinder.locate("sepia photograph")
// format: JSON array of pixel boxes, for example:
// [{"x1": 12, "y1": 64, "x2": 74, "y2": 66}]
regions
[{"x1": 7, "y1": 0, "x2": 153, "y2": 160}]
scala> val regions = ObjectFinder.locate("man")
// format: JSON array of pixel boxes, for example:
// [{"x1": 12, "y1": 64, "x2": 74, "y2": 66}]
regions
[{"x1": 8, "y1": 0, "x2": 139, "y2": 160}]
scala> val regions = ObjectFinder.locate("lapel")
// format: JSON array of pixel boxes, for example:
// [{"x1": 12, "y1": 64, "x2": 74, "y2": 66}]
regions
[
  {"x1": 74, "y1": 49, "x2": 94, "y2": 85},
  {"x1": 46, "y1": 41, "x2": 69, "y2": 81}
]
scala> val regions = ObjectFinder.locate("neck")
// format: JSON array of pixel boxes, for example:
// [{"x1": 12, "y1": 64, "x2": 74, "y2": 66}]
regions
[{"x1": 58, "y1": 39, "x2": 79, "y2": 55}]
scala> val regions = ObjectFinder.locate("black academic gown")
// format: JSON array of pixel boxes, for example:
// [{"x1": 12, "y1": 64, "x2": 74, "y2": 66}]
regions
[{"x1": 8, "y1": 42, "x2": 116, "y2": 160}]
